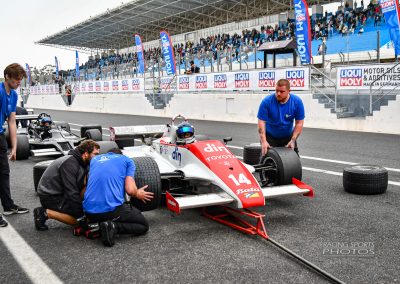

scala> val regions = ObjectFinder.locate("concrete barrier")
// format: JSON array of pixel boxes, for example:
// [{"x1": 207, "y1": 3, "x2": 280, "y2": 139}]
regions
[{"x1": 26, "y1": 93, "x2": 400, "y2": 135}]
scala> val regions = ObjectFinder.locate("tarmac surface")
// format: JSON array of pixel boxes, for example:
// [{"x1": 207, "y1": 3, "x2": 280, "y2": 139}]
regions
[{"x1": 1, "y1": 109, "x2": 399, "y2": 284}]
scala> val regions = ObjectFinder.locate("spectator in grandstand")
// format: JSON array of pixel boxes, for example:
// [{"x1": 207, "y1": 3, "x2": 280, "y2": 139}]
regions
[
  {"x1": 185, "y1": 61, "x2": 200, "y2": 74},
  {"x1": 257, "y1": 79, "x2": 305, "y2": 157}
]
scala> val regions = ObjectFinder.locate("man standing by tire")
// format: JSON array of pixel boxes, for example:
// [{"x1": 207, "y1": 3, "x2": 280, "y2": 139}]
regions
[
  {"x1": 0, "y1": 64, "x2": 29, "y2": 227},
  {"x1": 83, "y1": 149, "x2": 153, "y2": 247},
  {"x1": 33, "y1": 140, "x2": 100, "y2": 230},
  {"x1": 257, "y1": 79, "x2": 305, "y2": 157}
]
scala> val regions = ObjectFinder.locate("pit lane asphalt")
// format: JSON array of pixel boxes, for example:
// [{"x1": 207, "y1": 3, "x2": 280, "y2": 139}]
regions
[{"x1": 1, "y1": 109, "x2": 399, "y2": 284}]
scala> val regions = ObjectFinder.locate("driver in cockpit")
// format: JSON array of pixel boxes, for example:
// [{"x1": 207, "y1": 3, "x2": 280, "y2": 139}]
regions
[{"x1": 39, "y1": 116, "x2": 52, "y2": 140}]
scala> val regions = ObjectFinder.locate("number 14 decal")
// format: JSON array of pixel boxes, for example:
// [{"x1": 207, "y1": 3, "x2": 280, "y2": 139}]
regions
[{"x1": 228, "y1": 174, "x2": 252, "y2": 186}]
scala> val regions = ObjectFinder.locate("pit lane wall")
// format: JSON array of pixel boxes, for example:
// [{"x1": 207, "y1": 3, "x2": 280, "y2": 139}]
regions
[{"x1": 25, "y1": 92, "x2": 400, "y2": 135}]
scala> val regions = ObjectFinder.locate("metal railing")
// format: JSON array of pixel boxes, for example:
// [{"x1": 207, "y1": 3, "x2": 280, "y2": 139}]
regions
[
  {"x1": 369, "y1": 62, "x2": 400, "y2": 114},
  {"x1": 310, "y1": 65, "x2": 337, "y2": 111}
]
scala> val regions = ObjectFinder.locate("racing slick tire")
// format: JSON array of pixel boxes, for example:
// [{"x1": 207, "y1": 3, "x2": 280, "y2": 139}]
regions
[
  {"x1": 84, "y1": 129, "x2": 103, "y2": 141},
  {"x1": 55, "y1": 121, "x2": 71, "y2": 132},
  {"x1": 16, "y1": 135, "x2": 30, "y2": 160},
  {"x1": 130, "y1": 157, "x2": 162, "y2": 212},
  {"x1": 195, "y1": 134, "x2": 210, "y2": 141},
  {"x1": 243, "y1": 143, "x2": 262, "y2": 166},
  {"x1": 343, "y1": 165, "x2": 388, "y2": 195},
  {"x1": 261, "y1": 147, "x2": 302, "y2": 185},
  {"x1": 80, "y1": 125, "x2": 102, "y2": 139},
  {"x1": 33, "y1": 160, "x2": 55, "y2": 192},
  {"x1": 96, "y1": 141, "x2": 119, "y2": 154}
]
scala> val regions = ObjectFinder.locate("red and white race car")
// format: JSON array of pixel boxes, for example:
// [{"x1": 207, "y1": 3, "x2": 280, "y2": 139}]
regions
[{"x1": 110, "y1": 115, "x2": 313, "y2": 216}]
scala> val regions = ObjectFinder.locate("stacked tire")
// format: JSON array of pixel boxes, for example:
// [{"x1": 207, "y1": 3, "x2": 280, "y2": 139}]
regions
[{"x1": 343, "y1": 165, "x2": 388, "y2": 195}]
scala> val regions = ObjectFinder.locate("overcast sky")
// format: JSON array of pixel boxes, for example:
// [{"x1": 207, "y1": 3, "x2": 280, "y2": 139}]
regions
[{"x1": 0, "y1": 0, "x2": 122, "y2": 75}]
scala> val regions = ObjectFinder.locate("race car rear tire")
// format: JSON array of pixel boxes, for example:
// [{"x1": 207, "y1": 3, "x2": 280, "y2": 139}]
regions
[
  {"x1": 55, "y1": 121, "x2": 71, "y2": 132},
  {"x1": 16, "y1": 135, "x2": 30, "y2": 160},
  {"x1": 96, "y1": 141, "x2": 119, "y2": 154},
  {"x1": 84, "y1": 129, "x2": 102, "y2": 141},
  {"x1": 130, "y1": 157, "x2": 162, "y2": 212},
  {"x1": 33, "y1": 160, "x2": 55, "y2": 192},
  {"x1": 80, "y1": 125, "x2": 102, "y2": 138},
  {"x1": 243, "y1": 143, "x2": 262, "y2": 166},
  {"x1": 343, "y1": 165, "x2": 388, "y2": 195},
  {"x1": 261, "y1": 147, "x2": 302, "y2": 185}
]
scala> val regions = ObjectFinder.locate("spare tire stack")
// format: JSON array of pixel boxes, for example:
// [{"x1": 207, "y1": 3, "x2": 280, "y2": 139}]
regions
[{"x1": 243, "y1": 143, "x2": 262, "y2": 166}]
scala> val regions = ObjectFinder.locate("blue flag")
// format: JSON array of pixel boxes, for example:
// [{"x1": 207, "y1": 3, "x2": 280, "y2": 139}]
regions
[
  {"x1": 55, "y1": 56, "x2": 59, "y2": 78},
  {"x1": 25, "y1": 63, "x2": 31, "y2": 85},
  {"x1": 134, "y1": 34, "x2": 145, "y2": 74},
  {"x1": 160, "y1": 30, "x2": 176, "y2": 75},
  {"x1": 75, "y1": 51, "x2": 80, "y2": 79},
  {"x1": 294, "y1": 0, "x2": 312, "y2": 64},
  {"x1": 380, "y1": 0, "x2": 400, "y2": 57}
]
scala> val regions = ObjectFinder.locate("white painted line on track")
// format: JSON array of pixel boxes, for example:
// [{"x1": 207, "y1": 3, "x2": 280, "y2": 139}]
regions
[
  {"x1": 0, "y1": 221, "x2": 62, "y2": 284},
  {"x1": 226, "y1": 145, "x2": 400, "y2": 173}
]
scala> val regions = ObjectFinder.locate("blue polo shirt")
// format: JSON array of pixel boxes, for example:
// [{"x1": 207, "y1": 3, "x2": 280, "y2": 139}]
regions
[
  {"x1": 83, "y1": 153, "x2": 136, "y2": 214},
  {"x1": 257, "y1": 94, "x2": 305, "y2": 139},
  {"x1": 0, "y1": 83, "x2": 18, "y2": 134}
]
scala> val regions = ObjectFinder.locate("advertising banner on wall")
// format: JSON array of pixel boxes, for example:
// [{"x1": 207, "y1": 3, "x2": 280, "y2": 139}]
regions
[
  {"x1": 176, "y1": 67, "x2": 310, "y2": 92},
  {"x1": 336, "y1": 64, "x2": 400, "y2": 90}
]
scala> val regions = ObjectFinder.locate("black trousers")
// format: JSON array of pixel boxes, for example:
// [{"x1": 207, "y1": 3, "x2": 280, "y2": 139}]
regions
[
  {"x1": 266, "y1": 134, "x2": 299, "y2": 155},
  {"x1": 86, "y1": 204, "x2": 149, "y2": 236},
  {"x1": 0, "y1": 134, "x2": 15, "y2": 210},
  {"x1": 67, "y1": 95, "x2": 72, "y2": 105},
  {"x1": 39, "y1": 194, "x2": 83, "y2": 219}
]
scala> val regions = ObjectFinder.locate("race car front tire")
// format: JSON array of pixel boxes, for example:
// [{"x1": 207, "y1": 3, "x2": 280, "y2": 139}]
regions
[
  {"x1": 33, "y1": 160, "x2": 55, "y2": 192},
  {"x1": 96, "y1": 141, "x2": 119, "y2": 154},
  {"x1": 261, "y1": 147, "x2": 302, "y2": 185},
  {"x1": 84, "y1": 129, "x2": 103, "y2": 141},
  {"x1": 16, "y1": 135, "x2": 30, "y2": 160},
  {"x1": 243, "y1": 143, "x2": 262, "y2": 166},
  {"x1": 130, "y1": 157, "x2": 162, "y2": 212},
  {"x1": 343, "y1": 165, "x2": 388, "y2": 195},
  {"x1": 80, "y1": 125, "x2": 102, "y2": 138}
]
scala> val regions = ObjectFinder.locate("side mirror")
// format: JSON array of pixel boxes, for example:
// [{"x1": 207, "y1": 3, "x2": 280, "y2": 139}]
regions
[{"x1": 223, "y1": 137, "x2": 233, "y2": 144}]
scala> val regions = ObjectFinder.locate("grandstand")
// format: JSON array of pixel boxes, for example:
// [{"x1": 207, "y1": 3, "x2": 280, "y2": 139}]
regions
[{"x1": 33, "y1": 0, "x2": 400, "y2": 120}]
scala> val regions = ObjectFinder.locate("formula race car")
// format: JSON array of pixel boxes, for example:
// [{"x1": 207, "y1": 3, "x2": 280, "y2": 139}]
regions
[
  {"x1": 108, "y1": 115, "x2": 313, "y2": 213},
  {"x1": 5, "y1": 112, "x2": 103, "y2": 160}
]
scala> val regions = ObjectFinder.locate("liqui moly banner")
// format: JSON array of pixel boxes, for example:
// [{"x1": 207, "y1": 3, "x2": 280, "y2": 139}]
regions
[
  {"x1": 30, "y1": 85, "x2": 58, "y2": 95},
  {"x1": 176, "y1": 67, "x2": 310, "y2": 92},
  {"x1": 25, "y1": 63, "x2": 31, "y2": 85},
  {"x1": 337, "y1": 64, "x2": 400, "y2": 90},
  {"x1": 379, "y1": 0, "x2": 400, "y2": 57},
  {"x1": 294, "y1": 0, "x2": 312, "y2": 64},
  {"x1": 134, "y1": 34, "x2": 145, "y2": 74},
  {"x1": 55, "y1": 56, "x2": 59, "y2": 78},
  {"x1": 160, "y1": 31, "x2": 176, "y2": 75},
  {"x1": 75, "y1": 51, "x2": 80, "y2": 79}
]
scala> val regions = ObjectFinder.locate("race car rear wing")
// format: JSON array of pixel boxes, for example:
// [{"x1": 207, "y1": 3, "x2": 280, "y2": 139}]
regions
[
  {"x1": 109, "y1": 125, "x2": 167, "y2": 147},
  {"x1": 166, "y1": 178, "x2": 314, "y2": 214}
]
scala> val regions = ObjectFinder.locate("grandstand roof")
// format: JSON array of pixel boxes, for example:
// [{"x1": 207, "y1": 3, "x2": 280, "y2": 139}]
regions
[{"x1": 36, "y1": 0, "x2": 332, "y2": 51}]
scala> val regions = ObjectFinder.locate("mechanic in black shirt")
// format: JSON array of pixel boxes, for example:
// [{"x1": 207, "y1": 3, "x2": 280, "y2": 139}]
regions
[{"x1": 33, "y1": 140, "x2": 100, "y2": 231}]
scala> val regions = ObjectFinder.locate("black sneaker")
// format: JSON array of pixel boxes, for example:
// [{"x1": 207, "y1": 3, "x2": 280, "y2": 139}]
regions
[
  {"x1": 100, "y1": 221, "x2": 116, "y2": 247},
  {"x1": 3, "y1": 205, "x2": 29, "y2": 215},
  {"x1": 33, "y1": 207, "x2": 48, "y2": 231},
  {"x1": 0, "y1": 215, "x2": 8, "y2": 227}
]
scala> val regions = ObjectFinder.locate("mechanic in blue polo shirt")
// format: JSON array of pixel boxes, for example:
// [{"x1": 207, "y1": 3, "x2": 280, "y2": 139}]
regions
[
  {"x1": 83, "y1": 149, "x2": 153, "y2": 247},
  {"x1": 257, "y1": 78, "x2": 305, "y2": 157},
  {"x1": 0, "y1": 64, "x2": 29, "y2": 228}
]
